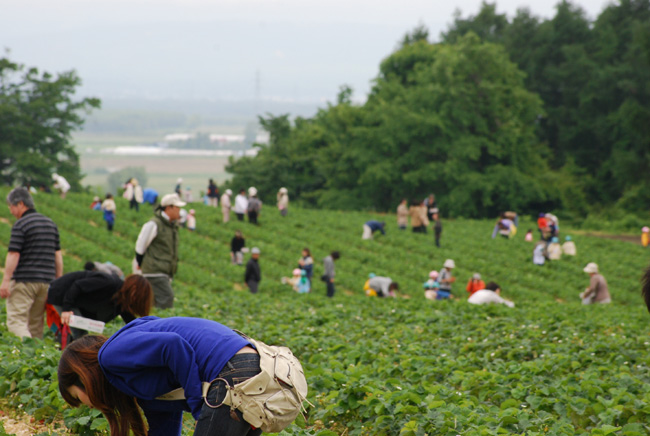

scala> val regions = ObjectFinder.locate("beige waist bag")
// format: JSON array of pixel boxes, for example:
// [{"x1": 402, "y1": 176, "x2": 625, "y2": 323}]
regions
[
  {"x1": 218, "y1": 335, "x2": 310, "y2": 432},
  {"x1": 157, "y1": 333, "x2": 310, "y2": 433}
]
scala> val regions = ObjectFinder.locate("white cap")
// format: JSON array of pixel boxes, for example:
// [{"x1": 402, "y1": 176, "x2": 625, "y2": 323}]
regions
[
  {"x1": 160, "y1": 193, "x2": 187, "y2": 207},
  {"x1": 443, "y1": 259, "x2": 456, "y2": 269},
  {"x1": 226, "y1": 189, "x2": 233, "y2": 196},
  {"x1": 472, "y1": 273, "x2": 481, "y2": 280},
  {"x1": 583, "y1": 262, "x2": 599, "y2": 274},
  {"x1": 279, "y1": 187, "x2": 288, "y2": 194},
  {"x1": 177, "y1": 178, "x2": 183, "y2": 183},
  {"x1": 248, "y1": 187, "x2": 258, "y2": 196},
  {"x1": 251, "y1": 247, "x2": 260, "y2": 254}
]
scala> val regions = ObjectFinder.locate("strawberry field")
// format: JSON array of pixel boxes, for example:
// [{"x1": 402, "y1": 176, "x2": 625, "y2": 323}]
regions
[{"x1": 1, "y1": 189, "x2": 650, "y2": 435}]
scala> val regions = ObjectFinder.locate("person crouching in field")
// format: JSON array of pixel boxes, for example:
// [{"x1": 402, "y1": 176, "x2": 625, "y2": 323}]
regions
[
  {"x1": 466, "y1": 273, "x2": 485, "y2": 296},
  {"x1": 366, "y1": 276, "x2": 399, "y2": 297},
  {"x1": 562, "y1": 236, "x2": 576, "y2": 256},
  {"x1": 47, "y1": 273, "x2": 152, "y2": 340},
  {"x1": 423, "y1": 270, "x2": 440, "y2": 300},
  {"x1": 362, "y1": 220, "x2": 386, "y2": 240},
  {"x1": 438, "y1": 259, "x2": 456, "y2": 298},
  {"x1": 57, "y1": 316, "x2": 308, "y2": 436},
  {"x1": 580, "y1": 263, "x2": 611, "y2": 304},
  {"x1": 467, "y1": 282, "x2": 515, "y2": 307}
]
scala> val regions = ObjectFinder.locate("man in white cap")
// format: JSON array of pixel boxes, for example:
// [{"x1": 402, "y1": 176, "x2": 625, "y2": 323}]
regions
[
  {"x1": 580, "y1": 262, "x2": 611, "y2": 304},
  {"x1": 134, "y1": 193, "x2": 186, "y2": 308},
  {"x1": 221, "y1": 189, "x2": 232, "y2": 223},
  {"x1": 245, "y1": 247, "x2": 262, "y2": 293},
  {"x1": 438, "y1": 259, "x2": 456, "y2": 297}
]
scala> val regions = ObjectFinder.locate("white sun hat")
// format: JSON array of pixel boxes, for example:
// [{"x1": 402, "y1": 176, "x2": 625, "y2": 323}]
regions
[{"x1": 443, "y1": 259, "x2": 456, "y2": 269}]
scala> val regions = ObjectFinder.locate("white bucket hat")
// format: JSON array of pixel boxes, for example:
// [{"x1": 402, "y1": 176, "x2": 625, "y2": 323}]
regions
[
  {"x1": 443, "y1": 259, "x2": 456, "y2": 269},
  {"x1": 583, "y1": 262, "x2": 599, "y2": 274},
  {"x1": 225, "y1": 189, "x2": 233, "y2": 196},
  {"x1": 248, "y1": 187, "x2": 258, "y2": 196},
  {"x1": 279, "y1": 187, "x2": 288, "y2": 194}
]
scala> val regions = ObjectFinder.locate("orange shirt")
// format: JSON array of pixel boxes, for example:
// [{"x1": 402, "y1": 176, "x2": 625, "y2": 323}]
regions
[{"x1": 466, "y1": 279, "x2": 485, "y2": 295}]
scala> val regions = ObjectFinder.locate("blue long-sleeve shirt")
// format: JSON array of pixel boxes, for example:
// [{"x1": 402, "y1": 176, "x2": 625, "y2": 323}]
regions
[
  {"x1": 98, "y1": 316, "x2": 250, "y2": 435},
  {"x1": 365, "y1": 220, "x2": 386, "y2": 235}
]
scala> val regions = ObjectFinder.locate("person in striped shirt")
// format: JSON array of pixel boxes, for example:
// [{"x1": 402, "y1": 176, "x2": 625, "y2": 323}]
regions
[{"x1": 1, "y1": 187, "x2": 63, "y2": 338}]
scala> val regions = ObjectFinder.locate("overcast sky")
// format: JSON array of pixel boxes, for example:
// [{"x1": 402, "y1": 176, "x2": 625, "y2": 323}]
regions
[{"x1": 1, "y1": 0, "x2": 611, "y2": 103}]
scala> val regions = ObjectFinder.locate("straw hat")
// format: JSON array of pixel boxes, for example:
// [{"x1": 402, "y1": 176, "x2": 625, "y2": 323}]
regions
[{"x1": 583, "y1": 262, "x2": 599, "y2": 274}]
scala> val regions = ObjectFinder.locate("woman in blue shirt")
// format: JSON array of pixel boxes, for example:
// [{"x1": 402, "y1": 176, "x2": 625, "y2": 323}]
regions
[{"x1": 58, "y1": 316, "x2": 261, "y2": 436}]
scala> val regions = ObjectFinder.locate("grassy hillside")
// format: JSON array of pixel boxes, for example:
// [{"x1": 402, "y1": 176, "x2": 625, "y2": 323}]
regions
[{"x1": 1, "y1": 190, "x2": 650, "y2": 435}]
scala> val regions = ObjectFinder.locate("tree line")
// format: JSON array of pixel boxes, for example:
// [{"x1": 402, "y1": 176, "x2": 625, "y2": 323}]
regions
[{"x1": 226, "y1": 0, "x2": 650, "y2": 219}]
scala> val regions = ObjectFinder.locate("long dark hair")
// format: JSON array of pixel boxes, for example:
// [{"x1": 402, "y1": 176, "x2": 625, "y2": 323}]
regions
[
  {"x1": 112, "y1": 274, "x2": 153, "y2": 317},
  {"x1": 58, "y1": 336, "x2": 147, "y2": 436},
  {"x1": 642, "y1": 266, "x2": 650, "y2": 313}
]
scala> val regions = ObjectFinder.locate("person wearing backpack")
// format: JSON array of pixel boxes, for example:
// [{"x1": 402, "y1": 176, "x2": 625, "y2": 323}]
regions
[{"x1": 58, "y1": 316, "x2": 308, "y2": 436}]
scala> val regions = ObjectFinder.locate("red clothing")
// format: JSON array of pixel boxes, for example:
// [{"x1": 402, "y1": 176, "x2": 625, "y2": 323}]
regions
[
  {"x1": 537, "y1": 217, "x2": 548, "y2": 230},
  {"x1": 466, "y1": 279, "x2": 485, "y2": 295}
]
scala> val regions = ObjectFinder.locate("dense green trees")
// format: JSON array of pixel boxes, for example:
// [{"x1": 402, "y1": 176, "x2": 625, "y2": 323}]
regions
[
  {"x1": 227, "y1": 0, "x2": 650, "y2": 218},
  {"x1": 0, "y1": 56, "x2": 99, "y2": 190},
  {"x1": 443, "y1": 0, "x2": 650, "y2": 212}
]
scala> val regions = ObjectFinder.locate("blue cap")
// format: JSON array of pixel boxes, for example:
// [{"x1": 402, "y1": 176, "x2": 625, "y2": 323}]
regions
[
  {"x1": 565, "y1": 236, "x2": 572, "y2": 241},
  {"x1": 368, "y1": 273, "x2": 376, "y2": 278}
]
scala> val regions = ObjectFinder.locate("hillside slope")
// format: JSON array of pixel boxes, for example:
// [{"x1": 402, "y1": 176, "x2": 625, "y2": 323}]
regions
[{"x1": 1, "y1": 190, "x2": 650, "y2": 435}]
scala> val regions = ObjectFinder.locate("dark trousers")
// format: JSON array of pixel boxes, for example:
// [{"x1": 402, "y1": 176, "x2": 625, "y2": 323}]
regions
[
  {"x1": 129, "y1": 198, "x2": 139, "y2": 211},
  {"x1": 435, "y1": 229, "x2": 442, "y2": 247},
  {"x1": 236, "y1": 213, "x2": 245, "y2": 221},
  {"x1": 247, "y1": 211, "x2": 258, "y2": 225},
  {"x1": 247, "y1": 280, "x2": 259, "y2": 294},
  {"x1": 325, "y1": 277, "x2": 335, "y2": 298},
  {"x1": 194, "y1": 353, "x2": 262, "y2": 436}
]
